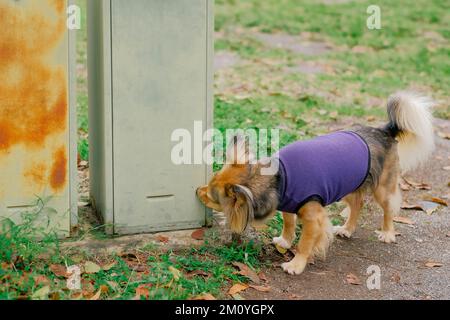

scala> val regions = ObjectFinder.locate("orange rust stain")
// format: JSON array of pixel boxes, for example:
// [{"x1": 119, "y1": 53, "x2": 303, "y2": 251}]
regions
[
  {"x1": 24, "y1": 163, "x2": 48, "y2": 187},
  {"x1": 49, "y1": 0, "x2": 66, "y2": 14},
  {"x1": 0, "y1": 1, "x2": 68, "y2": 154},
  {"x1": 49, "y1": 147, "x2": 67, "y2": 191}
]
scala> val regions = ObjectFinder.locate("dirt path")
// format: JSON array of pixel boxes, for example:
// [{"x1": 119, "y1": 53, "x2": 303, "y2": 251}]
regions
[{"x1": 244, "y1": 122, "x2": 450, "y2": 300}]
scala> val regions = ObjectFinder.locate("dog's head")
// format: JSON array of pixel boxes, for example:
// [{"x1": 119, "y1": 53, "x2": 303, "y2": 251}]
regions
[{"x1": 196, "y1": 136, "x2": 278, "y2": 233}]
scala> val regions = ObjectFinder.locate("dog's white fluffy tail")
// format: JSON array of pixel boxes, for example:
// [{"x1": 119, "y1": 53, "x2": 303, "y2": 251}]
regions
[{"x1": 386, "y1": 91, "x2": 435, "y2": 173}]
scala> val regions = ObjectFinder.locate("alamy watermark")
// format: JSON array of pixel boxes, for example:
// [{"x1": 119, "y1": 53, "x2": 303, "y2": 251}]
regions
[
  {"x1": 366, "y1": 265, "x2": 381, "y2": 290},
  {"x1": 367, "y1": 5, "x2": 382, "y2": 30},
  {"x1": 66, "y1": 265, "x2": 81, "y2": 291},
  {"x1": 67, "y1": 5, "x2": 81, "y2": 30}
]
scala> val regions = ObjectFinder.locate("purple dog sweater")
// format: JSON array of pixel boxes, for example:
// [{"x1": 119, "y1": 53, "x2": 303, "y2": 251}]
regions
[{"x1": 276, "y1": 131, "x2": 370, "y2": 213}]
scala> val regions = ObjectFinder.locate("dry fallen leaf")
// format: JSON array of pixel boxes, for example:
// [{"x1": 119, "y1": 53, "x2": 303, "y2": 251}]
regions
[
  {"x1": 191, "y1": 293, "x2": 216, "y2": 300},
  {"x1": 232, "y1": 262, "x2": 260, "y2": 284},
  {"x1": 419, "y1": 201, "x2": 440, "y2": 215},
  {"x1": 258, "y1": 272, "x2": 268, "y2": 283},
  {"x1": 402, "y1": 177, "x2": 431, "y2": 190},
  {"x1": 401, "y1": 202, "x2": 422, "y2": 210},
  {"x1": 0, "y1": 262, "x2": 11, "y2": 270},
  {"x1": 132, "y1": 264, "x2": 148, "y2": 273},
  {"x1": 275, "y1": 244, "x2": 287, "y2": 254},
  {"x1": 32, "y1": 286, "x2": 50, "y2": 300},
  {"x1": 84, "y1": 261, "x2": 101, "y2": 274},
  {"x1": 49, "y1": 292, "x2": 60, "y2": 300},
  {"x1": 49, "y1": 264, "x2": 68, "y2": 278},
  {"x1": 425, "y1": 261, "x2": 443, "y2": 268},
  {"x1": 422, "y1": 196, "x2": 448, "y2": 207},
  {"x1": 191, "y1": 229, "x2": 205, "y2": 240},
  {"x1": 249, "y1": 285, "x2": 271, "y2": 292},
  {"x1": 81, "y1": 279, "x2": 96, "y2": 298},
  {"x1": 101, "y1": 261, "x2": 117, "y2": 271},
  {"x1": 156, "y1": 235, "x2": 169, "y2": 243},
  {"x1": 34, "y1": 275, "x2": 50, "y2": 286},
  {"x1": 400, "y1": 182, "x2": 412, "y2": 191},
  {"x1": 186, "y1": 270, "x2": 210, "y2": 279},
  {"x1": 346, "y1": 273, "x2": 362, "y2": 285},
  {"x1": 393, "y1": 216, "x2": 415, "y2": 225},
  {"x1": 135, "y1": 284, "x2": 151, "y2": 300},
  {"x1": 70, "y1": 292, "x2": 83, "y2": 300},
  {"x1": 169, "y1": 266, "x2": 182, "y2": 281},
  {"x1": 443, "y1": 166, "x2": 450, "y2": 171},
  {"x1": 90, "y1": 289, "x2": 102, "y2": 301},
  {"x1": 228, "y1": 283, "x2": 249, "y2": 295},
  {"x1": 402, "y1": 201, "x2": 439, "y2": 215}
]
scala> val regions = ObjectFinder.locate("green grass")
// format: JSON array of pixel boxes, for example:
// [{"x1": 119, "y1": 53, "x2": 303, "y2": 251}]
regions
[
  {"x1": 1, "y1": 208, "x2": 265, "y2": 300},
  {"x1": 74, "y1": 239, "x2": 263, "y2": 300},
  {"x1": 215, "y1": 0, "x2": 449, "y2": 118}
]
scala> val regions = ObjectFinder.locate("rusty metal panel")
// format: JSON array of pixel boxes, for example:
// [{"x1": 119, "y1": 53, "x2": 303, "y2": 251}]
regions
[{"x1": 0, "y1": 0, "x2": 76, "y2": 237}]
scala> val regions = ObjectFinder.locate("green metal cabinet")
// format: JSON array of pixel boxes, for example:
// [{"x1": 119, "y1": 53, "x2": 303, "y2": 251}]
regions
[
  {"x1": 0, "y1": 0, "x2": 77, "y2": 237},
  {"x1": 88, "y1": 0, "x2": 213, "y2": 235}
]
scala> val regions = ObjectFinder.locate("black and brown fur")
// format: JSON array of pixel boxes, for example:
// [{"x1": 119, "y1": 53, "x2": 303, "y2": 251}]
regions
[{"x1": 197, "y1": 91, "x2": 435, "y2": 275}]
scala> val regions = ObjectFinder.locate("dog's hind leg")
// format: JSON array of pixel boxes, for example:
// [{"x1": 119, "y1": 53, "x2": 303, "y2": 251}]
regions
[
  {"x1": 273, "y1": 212, "x2": 297, "y2": 249},
  {"x1": 282, "y1": 202, "x2": 331, "y2": 275},
  {"x1": 371, "y1": 147, "x2": 401, "y2": 244},
  {"x1": 334, "y1": 191, "x2": 364, "y2": 239},
  {"x1": 374, "y1": 178, "x2": 401, "y2": 243}
]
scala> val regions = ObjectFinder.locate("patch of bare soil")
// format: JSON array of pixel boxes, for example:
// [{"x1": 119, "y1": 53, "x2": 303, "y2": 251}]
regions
[
  {"x1": 253, "y1": 32, "x2": 333, "y2": 56},
  {"x1": 215, "y1": 51, "x2": 241, "y2": 71},
  {"x1": 285, "y1": 62, "x2": 331, "y2": 75}
]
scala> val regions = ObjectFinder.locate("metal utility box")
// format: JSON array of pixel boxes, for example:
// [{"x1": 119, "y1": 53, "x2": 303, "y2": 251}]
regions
[
  {"x1": 88, "y1": 0, "x2": 213, "y2": 235},
  {"x1": 0, "y1": 0, "x2": 77, "y2": 237}
]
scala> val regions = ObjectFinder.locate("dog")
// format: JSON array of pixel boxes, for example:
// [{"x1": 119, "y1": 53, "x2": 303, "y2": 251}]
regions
[{"x1": 196, "y1": 91, "x2": 435, "y2": 275}]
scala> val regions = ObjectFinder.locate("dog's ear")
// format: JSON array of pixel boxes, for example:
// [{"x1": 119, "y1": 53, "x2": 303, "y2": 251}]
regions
[
  {"x1": 226, "y1": 135, "x2": 255, "y2": 166},
  {"x1": 222, "y1": 184, "x2": 254, "y2": 233}
]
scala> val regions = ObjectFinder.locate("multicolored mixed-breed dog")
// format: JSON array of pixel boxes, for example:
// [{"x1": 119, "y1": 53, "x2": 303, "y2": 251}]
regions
[{"x1": 197, "y1": 91, "x2": 435, "y2": 275}]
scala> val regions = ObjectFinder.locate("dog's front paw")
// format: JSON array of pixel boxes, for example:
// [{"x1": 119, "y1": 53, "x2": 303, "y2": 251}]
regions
[
  {"x1": 281, "y1": 257, "x2": 307, "y2": 275},
  {"x1": 333, "y1": 226, "x2": 353, "y2": 238},
  {"x1": 273, "y1": 236, "x2": 292, "y2": 249},
  {"x1": 376, "y1": 230, "x2": 396, "y2": 243}
]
